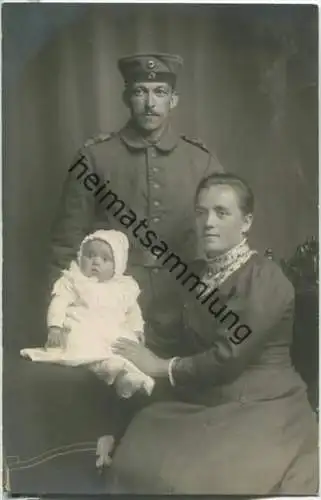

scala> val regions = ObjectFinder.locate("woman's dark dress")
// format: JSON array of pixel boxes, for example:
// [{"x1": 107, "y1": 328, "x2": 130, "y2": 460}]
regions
[{"x1": 108, "y1": 254, "x2": 318, "y2": 495}]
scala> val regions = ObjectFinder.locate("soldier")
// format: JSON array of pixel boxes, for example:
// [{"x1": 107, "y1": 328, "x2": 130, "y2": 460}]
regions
[{"x1": 50, "y1": 52, "x2": 223, "y2": 342}]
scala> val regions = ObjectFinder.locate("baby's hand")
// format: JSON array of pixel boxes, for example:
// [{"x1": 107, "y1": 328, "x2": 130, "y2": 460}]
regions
[
  {"x1": 45, "y1": 326, "x2": 66, "y2": 349},
  {"x1": 135, "y1": 331, "x2": 145, "y2": 344}
]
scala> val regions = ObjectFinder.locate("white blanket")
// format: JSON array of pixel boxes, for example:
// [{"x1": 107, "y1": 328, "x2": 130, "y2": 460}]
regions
[{"x1": 20, "y1": 347, "x2": 155, "y2": 398}]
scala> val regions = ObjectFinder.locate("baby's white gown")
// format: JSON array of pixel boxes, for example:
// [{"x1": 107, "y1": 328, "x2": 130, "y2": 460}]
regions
[{"x1": 21, "y1": 261, "x2": 154, "y2": 397}]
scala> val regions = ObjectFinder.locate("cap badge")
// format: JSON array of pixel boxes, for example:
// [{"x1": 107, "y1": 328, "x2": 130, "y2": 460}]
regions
[
  {"x1": 147, "y1": 60, "x2": 156, "y2": 69},
  {"x1": 148, "y1": 71, "x2": 156, "y2": 80}
]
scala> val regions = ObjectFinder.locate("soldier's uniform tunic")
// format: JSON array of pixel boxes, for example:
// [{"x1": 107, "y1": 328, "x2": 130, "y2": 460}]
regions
[
  {"x1": 50, "y1": 121, "x2": 223, "y2": 334},
  {"x1": 51, "y1": 52, "x2": 223, "y2": 337}
]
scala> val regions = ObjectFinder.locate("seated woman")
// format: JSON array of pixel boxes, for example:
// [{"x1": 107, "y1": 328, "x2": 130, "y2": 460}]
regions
[{"x1": 107, "y1": 173, "x2": 318, "y2": 495}]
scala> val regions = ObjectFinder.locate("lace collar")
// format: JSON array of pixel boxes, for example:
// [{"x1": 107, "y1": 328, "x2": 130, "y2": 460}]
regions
[{"x1": 203, "y1": 239, "x2": 256, "y2": 288}]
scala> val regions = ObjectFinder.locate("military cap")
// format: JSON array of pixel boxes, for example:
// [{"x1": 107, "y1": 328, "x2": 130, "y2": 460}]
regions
[{"x1": 118, "y1": 53, "x2": 183, "y2": 87}]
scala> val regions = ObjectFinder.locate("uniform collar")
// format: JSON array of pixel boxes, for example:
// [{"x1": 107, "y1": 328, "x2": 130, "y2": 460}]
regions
[{"x1": 119, "y1": 120, "x2": 179, "y2": 152}]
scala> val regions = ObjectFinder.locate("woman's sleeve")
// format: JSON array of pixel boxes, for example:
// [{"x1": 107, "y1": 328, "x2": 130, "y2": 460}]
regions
[{"x1": 171, "y1": 260, "x2": 295, "y2": 386}]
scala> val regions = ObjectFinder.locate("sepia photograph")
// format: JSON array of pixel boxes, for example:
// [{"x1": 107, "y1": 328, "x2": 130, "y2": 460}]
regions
[{"x1": 2, "y1": 2, "x2": 319, "y2": 496}]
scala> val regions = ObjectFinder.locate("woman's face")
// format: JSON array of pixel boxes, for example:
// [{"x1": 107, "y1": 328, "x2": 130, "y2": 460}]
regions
[{"x1": 195, "y1": 184, "x2": 253, "y2": 257}]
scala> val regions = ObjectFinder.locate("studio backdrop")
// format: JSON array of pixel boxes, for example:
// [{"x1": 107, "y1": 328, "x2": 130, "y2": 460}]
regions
[{"x1": 3, "y1": 4, "x2": 318, "y2": 349}]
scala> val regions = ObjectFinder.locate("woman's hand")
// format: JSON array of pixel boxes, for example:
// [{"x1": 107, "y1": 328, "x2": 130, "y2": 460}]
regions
[
  {"x1": 134, "y1": 330, "x2": 145, "y2": 344},
  {"x1": 112, "y1": 338, "x2": 170, "y2": 378}
]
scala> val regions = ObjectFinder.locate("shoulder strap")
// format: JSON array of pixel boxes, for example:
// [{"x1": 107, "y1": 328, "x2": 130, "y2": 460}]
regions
[
  {"x1": 181, "y1": 134, "x2": 210, "y2": 153},
  {"x1": 83, "y1": 132, "x2": 115, "y2": 148}
]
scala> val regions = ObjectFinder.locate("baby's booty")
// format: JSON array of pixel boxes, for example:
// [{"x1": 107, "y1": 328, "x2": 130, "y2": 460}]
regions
[{"x1": 96, "y1": 435, "x2": 115, "y2": 470}]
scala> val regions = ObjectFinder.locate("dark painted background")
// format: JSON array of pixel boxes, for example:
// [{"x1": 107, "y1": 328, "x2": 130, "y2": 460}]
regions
[{"x1": 3, "y1": 4, "x2": 318, "y2": 349}]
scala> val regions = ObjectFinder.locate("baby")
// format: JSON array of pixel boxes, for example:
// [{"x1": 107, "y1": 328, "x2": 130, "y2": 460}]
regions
[{"x1": 21, "y1": 229, "x2": 154, "y2": 398}]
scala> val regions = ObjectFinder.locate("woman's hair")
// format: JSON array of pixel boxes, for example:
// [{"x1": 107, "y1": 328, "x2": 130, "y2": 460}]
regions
[{"x1": 195, "y1": 173, "x2": 254, "y2": 216}]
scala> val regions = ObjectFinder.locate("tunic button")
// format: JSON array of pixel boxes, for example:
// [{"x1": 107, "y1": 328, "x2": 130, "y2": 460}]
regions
[
  {"x1": 153, "y1": 183, "x2": 160, "y2": 189},
  {"x1": 150, "y1": 149, "x2": 157, "y2": 158},
  {"x1": 153, "y1": 216, "x2": 160, "y2": 223},
  {"x1": 153, "y1": 200, "x2": 160, "y2": 207},
  {"x1": 152, "y1": 166, "x2": 159, "y2": 173},
  {"x1": 152, "y1": 268, "x2": 159, "y2": 274}
]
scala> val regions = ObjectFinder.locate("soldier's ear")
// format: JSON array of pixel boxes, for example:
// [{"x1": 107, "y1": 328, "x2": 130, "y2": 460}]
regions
[
  {"x1": 122, "y1": 89, "x2": 130, "y2": 108},
  {"x1": 170, "y1": 91, "x2": 179, "y2": 110}
]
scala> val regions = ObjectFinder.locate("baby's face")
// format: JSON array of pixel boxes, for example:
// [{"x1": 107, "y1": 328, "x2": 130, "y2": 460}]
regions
[{"x1": 80, "y1": 239, "x2": 114, "y2": 281}]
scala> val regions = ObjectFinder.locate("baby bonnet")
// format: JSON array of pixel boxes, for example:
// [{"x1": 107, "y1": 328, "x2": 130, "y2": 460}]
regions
[{"x1": 78, "y1": 229, "x2": 129, "y2": 277}]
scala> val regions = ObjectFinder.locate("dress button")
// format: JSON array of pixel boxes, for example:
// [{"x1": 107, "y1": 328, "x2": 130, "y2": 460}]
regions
[{"x1": 153, "y1": 200, "x2": 160, "y2": 207}]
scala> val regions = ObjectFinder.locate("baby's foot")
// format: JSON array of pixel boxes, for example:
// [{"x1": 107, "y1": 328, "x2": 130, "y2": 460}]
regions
[{"x1": 96, "y1": 435, "x2": 115, "y2": 470}]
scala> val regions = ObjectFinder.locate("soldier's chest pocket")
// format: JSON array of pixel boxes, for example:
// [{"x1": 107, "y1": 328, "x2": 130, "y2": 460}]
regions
[
  {"x1": 166, "y1": 167, "x2": 195, "y2": 205},
  {"x1": 164, "y1": 159, "x2": 203, "y2": 217},
  {"x1": 96, "y1": 159, "x2": 142, "y2": 205},
  {"x1": 113, "y1": 154, "x2": 147, "y2": 196}
]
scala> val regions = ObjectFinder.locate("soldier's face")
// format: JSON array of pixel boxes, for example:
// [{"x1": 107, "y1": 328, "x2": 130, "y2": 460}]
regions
[
  {"x1": 125, "y1": 82, "x2": 178, "y2": 132},
  {"x1": 195, "y1": 185, "x2": 252, "y2": 257}
]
